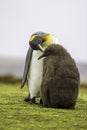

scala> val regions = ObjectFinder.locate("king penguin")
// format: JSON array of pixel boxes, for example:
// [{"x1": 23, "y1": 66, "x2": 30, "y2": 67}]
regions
[{"x1": 21, "y1": 32, "x2": 58, "y2": 103}]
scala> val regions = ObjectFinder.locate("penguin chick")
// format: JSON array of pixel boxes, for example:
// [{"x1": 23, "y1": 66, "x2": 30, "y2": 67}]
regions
[{"x1": 38, "y1": 44, "x2": 80, "y2": 109}]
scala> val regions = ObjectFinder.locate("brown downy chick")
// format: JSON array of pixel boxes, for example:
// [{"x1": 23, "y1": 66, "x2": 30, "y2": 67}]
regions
[{"x1": 38, "y1": 44, "x2": 80, "y2": 109}]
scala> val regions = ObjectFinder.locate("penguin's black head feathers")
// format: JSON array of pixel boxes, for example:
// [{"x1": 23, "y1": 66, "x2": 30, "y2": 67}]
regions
[{"x1": 29, "y1": 36, "x2": 44, "y2": 51}]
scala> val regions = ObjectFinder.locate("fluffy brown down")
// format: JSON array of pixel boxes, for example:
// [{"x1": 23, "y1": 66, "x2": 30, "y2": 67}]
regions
[{"x1": 40, "y1": 44, "x2": 80, "y2": 109}]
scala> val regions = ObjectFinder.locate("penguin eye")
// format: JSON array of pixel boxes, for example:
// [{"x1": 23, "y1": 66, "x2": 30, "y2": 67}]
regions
[{"x1": 42, "y1": 38, "x2": 45, "y2": 43}]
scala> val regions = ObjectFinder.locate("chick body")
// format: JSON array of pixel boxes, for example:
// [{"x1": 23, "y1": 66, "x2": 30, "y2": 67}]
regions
[{"x1": 40, "y1": 44, "x2": 80, "y2": 108}]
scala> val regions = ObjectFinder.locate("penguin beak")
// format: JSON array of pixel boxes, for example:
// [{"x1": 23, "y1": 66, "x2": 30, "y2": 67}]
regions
[{"x1": 37, "y1": 44, "x2": 44, "y2": 52}]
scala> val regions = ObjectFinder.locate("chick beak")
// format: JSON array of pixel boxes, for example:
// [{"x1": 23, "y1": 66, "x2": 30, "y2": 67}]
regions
[
  {"x1": 37, "y1": 44, "x2": 44, "y2": 52},
  {"x1": 38, "y1": 53, "x2": 44, "y2": 60}
]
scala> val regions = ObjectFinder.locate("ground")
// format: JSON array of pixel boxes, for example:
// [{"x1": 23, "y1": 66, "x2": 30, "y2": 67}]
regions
[{"x1": 0, "y1": 83, "x2": 87, "y2": 130}]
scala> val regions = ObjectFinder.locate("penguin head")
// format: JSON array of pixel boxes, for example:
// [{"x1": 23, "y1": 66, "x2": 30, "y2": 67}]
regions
[
  {"x1": 29, "y1": 32, "x2": 58, "y2": 52},
  {"x1": 38, "y1": 44, "x2": 58, "y2": 59}
]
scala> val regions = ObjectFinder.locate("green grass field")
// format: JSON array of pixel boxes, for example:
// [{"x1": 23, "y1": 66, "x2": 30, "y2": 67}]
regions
[{"x1": 0, "y1": 83, "x2": 87, "y2": 130}]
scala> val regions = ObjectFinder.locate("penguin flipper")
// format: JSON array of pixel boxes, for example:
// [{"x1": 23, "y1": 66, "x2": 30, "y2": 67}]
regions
[{"x1": 21, "y1": 47, "x2": 33, "y2": 88}]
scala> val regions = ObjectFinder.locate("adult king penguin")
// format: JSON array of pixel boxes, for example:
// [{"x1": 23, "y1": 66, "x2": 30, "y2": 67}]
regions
[{"x1": 21, "y1": 32, "x2": 58, "y2": 103}]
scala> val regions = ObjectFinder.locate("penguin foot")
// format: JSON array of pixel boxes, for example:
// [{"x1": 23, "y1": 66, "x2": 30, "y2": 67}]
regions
[
  {"x1": 24, "y1": 94, "x2": 31, "y2": 102},
  {"x1": 30, "y1": 97, "x2": 36, "y2": 104},
  {"x1": 24, "y1": 94, "x2": 36, "y2": 104},
  {"x1": 40, "y1": 98, "x2": 43, "y2": 105}
]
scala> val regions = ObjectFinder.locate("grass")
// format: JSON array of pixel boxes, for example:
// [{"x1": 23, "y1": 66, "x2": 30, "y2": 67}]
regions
[{"x1": 0, "y1": 83, "x2": 87, "y2": 130}]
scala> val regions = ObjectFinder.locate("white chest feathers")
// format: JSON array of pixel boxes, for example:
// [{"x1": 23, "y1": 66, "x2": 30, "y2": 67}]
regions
[{"x1": 27, "y1": 50, "x2": 43, "y2": 98}]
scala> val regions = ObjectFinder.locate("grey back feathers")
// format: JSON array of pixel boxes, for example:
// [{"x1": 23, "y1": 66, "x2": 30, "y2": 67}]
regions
[{"x1": 40, "y1": 44, "x2": 80, "y2": 108}]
